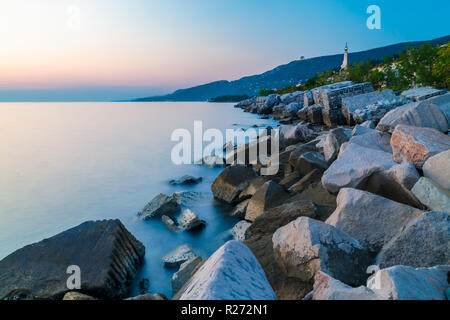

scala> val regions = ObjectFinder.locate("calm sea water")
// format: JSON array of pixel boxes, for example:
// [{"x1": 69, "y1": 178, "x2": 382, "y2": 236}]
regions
[{"x1": 0, "y1": 102, "x2": 278, "y2": 298}]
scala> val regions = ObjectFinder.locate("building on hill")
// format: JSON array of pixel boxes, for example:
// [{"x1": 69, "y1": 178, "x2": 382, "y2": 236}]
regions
[{"x1": 341, "y1": 42, "x2": 348, "y2": 70}]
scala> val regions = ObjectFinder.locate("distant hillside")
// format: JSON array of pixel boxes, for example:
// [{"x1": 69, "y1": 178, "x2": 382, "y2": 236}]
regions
[{"x1": 134, "y1": 35, "x2": 450, "y2": 102}]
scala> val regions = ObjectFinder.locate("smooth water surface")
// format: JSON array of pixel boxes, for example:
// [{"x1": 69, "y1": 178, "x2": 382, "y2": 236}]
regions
[{"x1": 0, "y1": 102, "x2": 278, "y2": 298}]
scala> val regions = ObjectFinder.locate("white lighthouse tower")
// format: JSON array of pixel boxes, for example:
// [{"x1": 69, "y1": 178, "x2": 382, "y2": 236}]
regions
[{"x1": 341, "y1": 42, "x2": 348, "y2": 70}]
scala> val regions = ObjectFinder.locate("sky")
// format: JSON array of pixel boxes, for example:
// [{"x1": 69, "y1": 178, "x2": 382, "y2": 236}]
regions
[{"x1": 0, "y1": 0, "x2": 449, "y2": 101}]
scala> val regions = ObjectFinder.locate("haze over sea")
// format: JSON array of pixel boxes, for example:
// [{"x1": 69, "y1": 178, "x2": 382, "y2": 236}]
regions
[{"x1": 0, "y1": 101, "x2": 278, "y2": 297}]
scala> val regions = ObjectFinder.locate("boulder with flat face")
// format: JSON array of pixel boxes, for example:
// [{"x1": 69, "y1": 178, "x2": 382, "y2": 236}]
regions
[
  {"x1": 411, "y1": 177, "x2": 450, "y2": 211},
  {"x1": 326, "y1": 188, "x2": 424, "y2": 253},
  {"x1": 211, "y1": 166, "x2": 258, "y2": 204},
  {"x1": 422, "y1": 150, "x2": 450, "y2": 190},
  {"x1": 0, "y1": 220, "x2": 145, "y2": 300},
  {"x1": 273, "y1": 217, "x2": 371, "y2": 286},
  {"x1": 138, "y1": 193, "x2": 181, "y2": 219},
  {"x1": 245, "y1": 181, "x2": 289, "y2": 222},
  {"x1": 174, "y1": 241, "x2": 277, "y2": 300},
  {"x1": 280, "y1": 91, "x2": 305, "y2": 105},
  {"x1": 294, "y1": 151, "x2": 328, "y2": 176},
  {"x1": 377, "y1": 97, "x2": 449, "y2": 133},
  {"x1": 390, "y1": 124, "x2": 450, "y2": 168},
  {"x1": 368, "y1": 265, "x2": 450, "y2": 300},
  {"x1": 322, "y1": 131, "x2": 396, "y2": 194},
  {"x1": 279, "y1": 124, "x2": 315, "y2": 147},
  {"x1": 375, "y1": 211, "x2": 450, "y2": 269}
]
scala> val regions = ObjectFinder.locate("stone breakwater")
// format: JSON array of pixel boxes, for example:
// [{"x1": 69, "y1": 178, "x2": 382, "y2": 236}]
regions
[{"x1": 0, "y1": 83, "x2": 449, "y2": 300}]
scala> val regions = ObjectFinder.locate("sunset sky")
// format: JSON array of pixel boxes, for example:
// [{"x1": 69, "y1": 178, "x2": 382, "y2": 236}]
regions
[{"x1": 0, "y1": 0, "x2": 449, "y2": 101}]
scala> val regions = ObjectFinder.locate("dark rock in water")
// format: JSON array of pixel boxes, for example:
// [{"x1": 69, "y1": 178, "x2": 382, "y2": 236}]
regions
[
  {"x1": 169, "y1": 175, "x2": 203, "y2": 185},
  {"x1": 138, "y1": 278, "x2": 150, "y2": 294},
  {"x1": 137, "y1": 193, "x2": 181, "y2": 219},
  {"x1": 177, "y1": 209, "x2": 206, "y2": 231},
  {"x1": 0, "y1": 220, "x2": 145, "y2": 300}
]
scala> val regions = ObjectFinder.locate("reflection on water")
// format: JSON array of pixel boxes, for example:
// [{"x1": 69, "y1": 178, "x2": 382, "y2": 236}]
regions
[{"x1": 0, "y1": 102, "x2": 278, "y2": 298}]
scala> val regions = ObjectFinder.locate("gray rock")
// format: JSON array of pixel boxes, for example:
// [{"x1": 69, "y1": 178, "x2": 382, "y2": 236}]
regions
[
  {"x1": 342, "y1": 89, "x2": 409, "y2": 125},
  {"x1": 211, "y1": 166, "x2": 258, "y2": 204},
  {"x1": 401, "y1": 86, "x2": 447, "y2": 102},
  {"x1": 231, "y1": 220, "x2": 252, "y2": 241},
  {"x1": 177, "y1": 209, "x2": 205, "y2": 230},
  {"x1": 280, "y1": 91, "x2": 305, "y2": 105},
  {"x1": 323, "y1": 127, "x2": 351, "y2": 163},
  {"x1": 175, "y1": 241, "x2": 277, "y2": 300},
  {"x1": 361, "y1": 120, "x2": 376, "y2": 129},
  {"x1": 169, "y1": 175, "x2": 202, "y2": 185},
  {"x1": 238, "y1": 177, "x2": 265, "y2": 201},
  {"x1": 138, "y1": 193, "x2": 181, "y2": 219},
  {"x1": 422, "y1": 150, "x2": 450, "y2": 190},
  {"x1": 351, "y1": 125, "x2": 375, "y2": 136},
  {"x1": 375, "y1": 211, "x2": 450, "y2": 269},
  {"x1": 311, "y1": 272, "x2": 381, "y2": 300},
  {"x1": 272, "y1": 217, "x2": 371, "y2": 286},
  {"x1": 368, "y1": 265, "x2": 450, "y2": 300},
  {"x1": 377, "y1": 99, "x2": 449, "y2": 133},
  {"x1": 0, "y1": 220, "x2": 145, "y2": 300},
  {"x1": 411, "y1": 177, "x2": 450, "y2": 211},
  {"x1": 172, "y1": 256, "x2": 202, "y2": 295},
  {"x1": 162, "y1": 244, "x2": 197, "y2": 268},
  {"x1": 386, "y1": 163, "x2": 421, "y2": 190},
  {"x1": 245, "y1": 181, "x2": 289, "y2": 222},
  {"x1": 421, "y1": 92, "x2": 449, "y2": 125},
  {"x1": 322, "y1": 131, "x2": 396, "y2": 194},
  {"x1": 279, "y1": 124, "x2": 314, "y2": 147},
  {"x1": 326, "y1": 188, "x2": 424, "y2": 252}
]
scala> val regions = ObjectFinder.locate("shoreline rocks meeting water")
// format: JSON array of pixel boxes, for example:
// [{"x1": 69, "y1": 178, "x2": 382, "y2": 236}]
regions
[{"x1": 0, "y1": 81, "x2": 448, "y2": 300}]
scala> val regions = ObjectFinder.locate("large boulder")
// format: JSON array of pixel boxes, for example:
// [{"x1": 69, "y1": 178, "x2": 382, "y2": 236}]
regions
[
  {"x1": 368, "y1": 265, "x2": 450, "y2": 300},
  {"x1": 323, "y1": 127, "x2": 351, "y2": 164},
  {"x1": 322, "y1": 131, "x2": 422, "y2": 207},
  {"x1": 177, "y1": 209, "x2": 205, "y2": 231},
  {"x1": 243, "y1": 201, "x2": 319, "y2": 300},
  {"x1": 172, "y1": 256, "x2": 202, "y2": 295},
  {"x1": 272, "y1": 217, "x2": 371, "y2": 286},
  {"x1": 137, "y1": 193, "x2": 181, "y2": 219},
  {"x1": 391, "y1": 125, "x2": 450, "y2": 168},
  {"x1": 0, "y1": 220, "x2": 145, "y2": 300},
  {"x1": 342, "y1": 89, "x2": 409, "y2": 125},
  {"x1": 422, "y1": 150, "x2": 450, "y2": 190},
  {"x1": 377, "y1": 97, "x2": 449, "y2": 133},
  {"x1": 162, "y1": 244, "x2": 197, "y2": 268},
  {"x1": 322, "y1": 131, "x2": 396, "y2": 194},
  {"x1": 174, "y1": 241, "x2": 277, "y2": 300},
  {"x1": 326, "y1": 188, "x2": 424, "y2": 253},
  {"x1": 375, "y1": 211, "x2": 450, "y2": 269},
  {"x1": 279, "y1": 124, "x2": 314, "y2": 147},
  {"x1": 411, "y1": 177, "x2": 450, "y2": 211},
  {"x1": 280, "y1": 91, "x2": 304, "y2": 105},
  {"x1": 211, "y1": 166, "x2": 258, "y2": 204},
  {"x1": 245, "y1": 181, "x2": 289, "y2": 222},
  {"x1": 310, "y1": 272, "x2": 381, "y2": 300}
]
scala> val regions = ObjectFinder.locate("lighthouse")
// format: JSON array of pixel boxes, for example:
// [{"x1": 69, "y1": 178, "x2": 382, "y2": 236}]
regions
[{"x1": 341, "y1": 42, "x2": 348, "y2": 70}]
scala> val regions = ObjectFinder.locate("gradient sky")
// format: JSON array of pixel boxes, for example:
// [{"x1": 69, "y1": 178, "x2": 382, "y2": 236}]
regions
[{"x1": 0, "y1": 0, "x2": 449, "y2": 101}]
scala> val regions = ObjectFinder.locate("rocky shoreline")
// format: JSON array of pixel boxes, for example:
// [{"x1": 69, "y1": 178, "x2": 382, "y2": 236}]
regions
[{"x1": 1, "y1": 83, "x2": 449, "y2": 300}]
